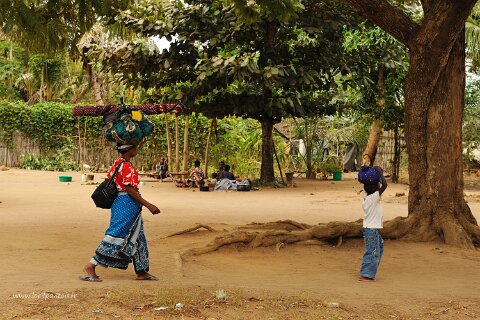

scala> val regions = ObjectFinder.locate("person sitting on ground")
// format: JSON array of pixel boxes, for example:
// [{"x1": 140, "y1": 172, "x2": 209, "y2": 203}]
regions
[
  {"x1": 224, "y1": 164, "x2": 235, "y2": 180},
  {"x1": 156, "y1": 156, "x2": 169, "y2": 180},
  {"x1": 189, "y1": 159, "x2": 205, "y2": 187},
  {"x1": 216, "y1": 161, "x2": 225, "y2": 177},
  {"x1": 209, "y1": 172, "x2": 218, "y2": 186},
  {"x1": 218, "y1": 163, "x2": 235, "y2": 180}
]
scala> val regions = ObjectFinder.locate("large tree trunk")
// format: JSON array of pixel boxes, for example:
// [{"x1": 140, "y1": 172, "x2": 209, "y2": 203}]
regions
[
  {"x1": 363, "y1": 118, "x2": 383, "y2": 165},
  {"x1": 86, "y1": 61, "x2": 104, "y2": 106},
  {"x1": 403, "y1": 31, "x2": 479, "y2": 248},
  {"x1": 344, "y1": 0, "x2": 480, "y2": 249},
  {"x1": 91, "y1": 70, "x2": 104, "y2": 106},
  {"x1": 259, "y1": 118, "x2": 276, "y2": 182}
]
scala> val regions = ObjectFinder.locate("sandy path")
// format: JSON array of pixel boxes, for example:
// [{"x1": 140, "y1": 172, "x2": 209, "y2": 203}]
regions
[{"x1": 1, "y1": 168, "x2": 479, "y2": 316}]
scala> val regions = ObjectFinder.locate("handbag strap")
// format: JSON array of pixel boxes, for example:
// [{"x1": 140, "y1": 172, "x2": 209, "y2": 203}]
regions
[{"x1": 105, "y1": 160, "x2": 125, "y2": 188}]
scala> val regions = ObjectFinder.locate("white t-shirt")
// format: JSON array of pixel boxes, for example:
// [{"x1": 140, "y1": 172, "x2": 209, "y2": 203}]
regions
[{"x1": 362, "y1": 191, "x2": 383, "y2": 228}]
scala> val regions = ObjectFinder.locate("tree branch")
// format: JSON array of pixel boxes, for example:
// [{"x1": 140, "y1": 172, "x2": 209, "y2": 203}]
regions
[
  {"x1": 416, "y1": 0, "x2": 478, "y2": 50},
  {"x1": 345, "y1": 0, "x2": 419, "y2": 45}
]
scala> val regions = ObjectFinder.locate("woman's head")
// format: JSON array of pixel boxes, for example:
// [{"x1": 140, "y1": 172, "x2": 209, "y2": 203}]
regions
[
  {"x1": 116, "y1": 144, "x2": 138, "y2": 157},
  {"x1": 194, "y1": 159, "x2": 200, "y2": 167}
]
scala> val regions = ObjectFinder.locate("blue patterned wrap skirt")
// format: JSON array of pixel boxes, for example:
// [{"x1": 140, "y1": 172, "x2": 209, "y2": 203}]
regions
[{"x1": 94, "y1": 193, "x2": 149, "y2": 274}]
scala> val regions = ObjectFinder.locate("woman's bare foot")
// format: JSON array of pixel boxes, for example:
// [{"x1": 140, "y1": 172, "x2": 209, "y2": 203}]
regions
[
  {"x1": 135, "y1": 273, "x2": 158, "y2": 280},
  {"x1": 83, "y1": 262, "x2": 98, "y2": 277}
]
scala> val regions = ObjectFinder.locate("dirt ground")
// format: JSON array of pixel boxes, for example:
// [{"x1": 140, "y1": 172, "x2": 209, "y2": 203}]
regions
[{"x1": 1, "y1": 168, "x2": 480, "y2": 319}]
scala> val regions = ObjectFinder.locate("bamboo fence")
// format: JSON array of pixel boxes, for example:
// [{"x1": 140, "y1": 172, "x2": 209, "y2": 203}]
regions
[
  {"x1": 373, "y1": 131, "x2": 405, "y2": 173},
  {"x1": 0, "y1": 130, "x2": 154, "y2": 170}
]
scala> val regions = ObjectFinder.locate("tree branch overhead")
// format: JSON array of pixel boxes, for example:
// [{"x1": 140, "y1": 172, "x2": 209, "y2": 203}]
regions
[{"x1": 346, "y1": 0, "x2": 419, "y2": 45}]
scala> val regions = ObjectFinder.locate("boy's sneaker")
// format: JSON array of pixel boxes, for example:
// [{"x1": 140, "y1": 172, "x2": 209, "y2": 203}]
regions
[{"x1": 357, "y1": 276, "x2": 375, "y2": 282}]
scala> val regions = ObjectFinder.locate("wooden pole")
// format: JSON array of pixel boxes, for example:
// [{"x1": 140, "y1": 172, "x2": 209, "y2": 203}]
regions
[
  {"x1": 77, "y1": 118, "x2": 82, "y2": 169},
  {"x1": 83, "y1": 120, "x2": 87, "y2": 167},
  {"x1": 204, "y1": 118, "x2": 216, "y2": 178},
  {"x1": 165, "y1": 113, "x2": 173, "y2": 173},
  {"x1": 175, "y1": 114, "x2": 180, "y2": 172},
  {"x1": 182, "y1": 114, "x2": 190, "y2": 171},
  {"x1": 273, "y1": 142, "x2": 285, "y2": 185}
]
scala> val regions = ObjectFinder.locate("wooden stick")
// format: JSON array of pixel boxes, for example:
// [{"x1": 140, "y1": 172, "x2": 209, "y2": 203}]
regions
[{"x1": 166, "y1": 224, "x2": 217, "y2": 238}]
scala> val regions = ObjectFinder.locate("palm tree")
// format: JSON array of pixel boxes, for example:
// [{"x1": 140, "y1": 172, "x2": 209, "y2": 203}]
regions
[
  {"x1": 0, "y1": 0, "x2": 130, "y2": 55},
  {"x1": 0, "y1": 0, "x2": 132, "y2": 104},
  {"x1": 466, "y1": 3, "x2": 480, "y2": 67}
]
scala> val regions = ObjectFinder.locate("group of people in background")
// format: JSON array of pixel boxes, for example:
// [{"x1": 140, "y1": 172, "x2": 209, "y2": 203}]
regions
[
  {"x1": 189, "y1": 159, "x2": 237, "y2": 188},
  {"x1": 215, "y1": 161, "x2": 235, "y2": 180},
  {"x1": 154, "y1": 156, "x2": 237, "y2": 188}
]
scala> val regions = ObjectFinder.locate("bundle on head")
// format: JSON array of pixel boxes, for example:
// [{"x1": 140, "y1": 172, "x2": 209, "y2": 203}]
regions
[
  {"x1": 104, "y1": 107, "x2": 154, "y2": 145},
  {"x1": 358, "y1": 165, "x2": 381, "y2": 184}
]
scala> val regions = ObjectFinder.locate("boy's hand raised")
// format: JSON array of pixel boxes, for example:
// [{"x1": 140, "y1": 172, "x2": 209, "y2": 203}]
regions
[{"x1": 373, "y1": 166, "x2": 384, "y2": 174}]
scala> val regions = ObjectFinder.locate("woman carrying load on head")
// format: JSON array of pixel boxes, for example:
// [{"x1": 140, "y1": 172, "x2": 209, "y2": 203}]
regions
[{"x1": 80, "y1": 143, "x2": 160, "y2": 282}]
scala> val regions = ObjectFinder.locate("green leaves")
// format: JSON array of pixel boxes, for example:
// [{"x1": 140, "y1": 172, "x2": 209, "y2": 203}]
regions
[
  {"x1": 0, "y1": 0, "x2": 132, "y2": 57},
  {"x1": 84, "y1": 0, "x2": 356, "y2": 123},
  {"x1": 0, "y1": 101, "x2": 102, "y2": 149},
  {"x1": 226, "y1": 0, "x2": 304, "y2": 24}
]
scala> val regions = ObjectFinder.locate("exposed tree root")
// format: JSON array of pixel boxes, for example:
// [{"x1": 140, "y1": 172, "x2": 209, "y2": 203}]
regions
[
  {"x1": 166, "y1": 224, "x2": 216, "y2": 238},
  {"x1": 181, "y1": 231, "x2": 257, "y2": 259},
  {"x1": 240, "y1": 220, "x2": 312, "y2": 231},
  {"x1": 173, "y1": 253, "x2": 184, "y2": 278},
  {"x1": 436, "y1": 210, "x2": 475, "y2": 249},
  {"x1": 336, "y1": 236, "x2": 343, "y2": 247},
  {"x1": 180, "y1": 209, "x2": 480, "y2": 258},
  {"x1": 181, "y1": 221, "x2": 363, "y2": 258}
]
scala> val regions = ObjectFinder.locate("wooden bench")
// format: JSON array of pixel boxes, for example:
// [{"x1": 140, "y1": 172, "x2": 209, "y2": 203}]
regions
[
  {"x1": 170, "y1": 171, "x2": 189, "y2": 181},
  {"x1": 139, "y1": 172, "x2": 158, "y2": 178}
]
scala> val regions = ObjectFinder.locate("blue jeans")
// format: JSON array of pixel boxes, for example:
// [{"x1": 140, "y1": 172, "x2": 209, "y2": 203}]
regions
[{"x1": 359, "y1": 228, "x2": 384, "y2": 279}]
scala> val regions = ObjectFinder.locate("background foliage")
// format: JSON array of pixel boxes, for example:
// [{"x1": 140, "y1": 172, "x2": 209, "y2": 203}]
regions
[{"x1": 1, "y1": 0, "x2": 479, "y2": 179}]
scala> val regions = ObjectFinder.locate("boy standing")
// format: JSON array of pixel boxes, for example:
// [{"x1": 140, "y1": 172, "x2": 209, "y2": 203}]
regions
[{"x1": 358, "y1": 166, "x2": 387, "y2": 281}]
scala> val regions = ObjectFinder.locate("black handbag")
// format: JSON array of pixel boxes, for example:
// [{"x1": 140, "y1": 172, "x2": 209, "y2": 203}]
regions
[{"x1": 91, "y1": 161, "x2": 124, "y2": 209}]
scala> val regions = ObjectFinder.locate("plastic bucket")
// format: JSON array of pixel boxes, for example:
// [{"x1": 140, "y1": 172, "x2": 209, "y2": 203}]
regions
[
  {"x1": 332, "y1": 172, "x2": 342, "y2": 181},
  {"x1": 59, "y1": 176, "x2": 72, "y2": 182}
]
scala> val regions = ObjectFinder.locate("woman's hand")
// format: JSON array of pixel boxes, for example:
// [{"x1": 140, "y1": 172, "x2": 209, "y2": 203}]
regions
[
  {"x1": 125, "y1": 185, "x2": 160, "y2": 215},
  {"x1": 147, "y1": 204, "x2": 160, "y2": 215}
]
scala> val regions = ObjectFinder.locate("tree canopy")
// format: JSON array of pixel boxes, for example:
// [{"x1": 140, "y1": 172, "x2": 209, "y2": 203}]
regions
[
  {"x1": 0, "y1": 0, "x2": 131, "y2": 57},
  {"x1": 83, "y1": 0, "x2": 360, "y2": 180}
]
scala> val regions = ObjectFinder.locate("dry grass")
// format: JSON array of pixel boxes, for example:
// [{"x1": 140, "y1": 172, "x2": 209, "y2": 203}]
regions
[{"x1": 3, "y1": 286, "x2": 478, "y2": 320}]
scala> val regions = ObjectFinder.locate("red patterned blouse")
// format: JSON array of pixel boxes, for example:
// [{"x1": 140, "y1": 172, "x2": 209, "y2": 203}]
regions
[{"x1": 106, "y1": 157, "x2": 140, "y2": 191}]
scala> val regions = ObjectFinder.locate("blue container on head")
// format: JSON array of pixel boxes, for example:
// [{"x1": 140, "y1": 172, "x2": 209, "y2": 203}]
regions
[{"x1": 358, "y1": 165, "x2": 381, "y2": 184}]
